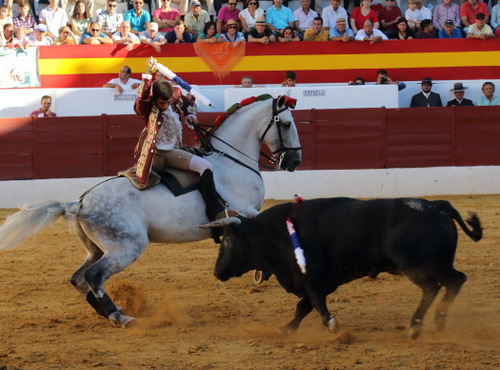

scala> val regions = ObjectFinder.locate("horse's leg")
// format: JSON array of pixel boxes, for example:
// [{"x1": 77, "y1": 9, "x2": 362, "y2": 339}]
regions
[{"x1": 434, "y1": 269, "x2": 467, "y2": 331}]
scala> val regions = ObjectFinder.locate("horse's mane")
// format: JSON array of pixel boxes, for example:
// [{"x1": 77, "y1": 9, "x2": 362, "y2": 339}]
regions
[{"x1": 198, "y1": 94, "x2": 274, "y2": 146}]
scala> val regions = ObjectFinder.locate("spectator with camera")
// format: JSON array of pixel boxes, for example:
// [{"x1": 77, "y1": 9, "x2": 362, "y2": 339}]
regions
[{"x1": 376, "y1": 69, "x2": 406, "y2": 91}]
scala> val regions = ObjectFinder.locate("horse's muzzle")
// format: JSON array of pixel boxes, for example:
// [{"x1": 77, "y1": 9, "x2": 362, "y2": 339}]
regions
[{"x1": 277, "y1": 150, "x2": 302, "y2": 172}]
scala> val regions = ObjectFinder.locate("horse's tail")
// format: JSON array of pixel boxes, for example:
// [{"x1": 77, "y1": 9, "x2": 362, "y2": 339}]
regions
[{"x1": 0, "y1": 201, "x2": 80, "y2": 251}]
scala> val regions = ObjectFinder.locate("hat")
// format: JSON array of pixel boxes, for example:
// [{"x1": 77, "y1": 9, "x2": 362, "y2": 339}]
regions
[
  {"x1": 419, "y1": 77, "x2": 433, "y2": 85},
  {"x1": 191, "y1": 0, "x2": 201, "y2": 6},
  {"x1": 36, "y1": 24, "x2": 47, "y2": 32},
  {"x1": 149, "y1": 22, "x2": 159, "y2": 31},
  {"x1": 444, "y1": 19, "x2": 454, "y2": 26},
  {"x1": 450, "y1": 82, "x2": 468, "y2": 92},
  {"x1": 226, "y1": 19, "x2": 237, "y2": 26},
  {"x1": 336, "y1": 17, "x2": 346, "y2": 24},
  {"x1": 255, "y1": 15, "x2": 267, "y2": 25}
]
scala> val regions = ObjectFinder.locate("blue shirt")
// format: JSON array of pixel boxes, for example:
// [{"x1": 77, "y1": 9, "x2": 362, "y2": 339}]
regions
[
  {"x1": 80, "y1": 31, "x2": 109, "y2": 44},
  {"x1": 329, "y1": 26, "x2": 354, "y2": 38},
  {"x1": 165, "y1": 30, "x2": 194, "y2": 43},
  {"x1": 265, "y1": 5, "x2": 294, "y2": 30},
  {"x1": 476, "y1": 95, "x2": 500, "y2": 106},
  {"x1": 438, "y1": 28, "x2": 462, "y2": 39},
  {"x1": 124, "y1": 9, "x2": 151, "y2": 32}
]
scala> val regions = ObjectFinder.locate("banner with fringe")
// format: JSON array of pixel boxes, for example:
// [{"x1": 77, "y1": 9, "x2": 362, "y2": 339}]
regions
[{"x1": 193, "y1": 42, "x2": 246, "y2": 79}]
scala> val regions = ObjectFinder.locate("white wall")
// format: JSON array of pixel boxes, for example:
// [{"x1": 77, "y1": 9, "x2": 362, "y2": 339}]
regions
[{"x1": 1, "y1": 166, "x2": 499, "y2": 208}]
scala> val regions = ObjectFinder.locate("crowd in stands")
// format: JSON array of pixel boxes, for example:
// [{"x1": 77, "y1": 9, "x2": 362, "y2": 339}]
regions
[{"x1": 1, "y1": 0, "x2": 499, "y2": 46}]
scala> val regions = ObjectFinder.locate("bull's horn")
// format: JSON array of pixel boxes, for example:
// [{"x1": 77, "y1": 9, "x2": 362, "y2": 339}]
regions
[{"x1": 199, "y1": 217, "x2": 241, "y2": 229}]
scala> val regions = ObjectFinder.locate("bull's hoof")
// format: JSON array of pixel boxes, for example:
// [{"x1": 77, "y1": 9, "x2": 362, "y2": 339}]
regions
[
  {"x1": 108, "y1": 311, "x2": 135, "y2": 328},
  {"x1": 327, "y1": 316, "x2": 340, "y2": 333},
  {"x1": 409, "y1": 325, "x2": 422, "y2": 339}
]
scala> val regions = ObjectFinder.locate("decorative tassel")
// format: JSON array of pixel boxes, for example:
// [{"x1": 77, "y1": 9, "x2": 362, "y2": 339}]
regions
[{"x1": 286, "y1": 219, "x2": 306, "y2": 274}]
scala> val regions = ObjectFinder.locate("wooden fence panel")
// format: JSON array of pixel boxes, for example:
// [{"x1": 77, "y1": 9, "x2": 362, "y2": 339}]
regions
[
  {"x1": 106, "y1": 115, "x2": 143, "y2": 175},
  {"x1": 0, "y1": 118, "x2": 33, "y2": 180}
]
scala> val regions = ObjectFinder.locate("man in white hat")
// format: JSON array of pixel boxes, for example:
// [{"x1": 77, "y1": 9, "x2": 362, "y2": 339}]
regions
[
  {"x1": 248, "y1": 15, "x2": 276, "y2": 43},
  {"x1": 447, "y1": 82, "x2": 474, "y2": 107},
  {"x1": 410, "y1": 77, "x2": 443, "y2": 107},
  {"x1": 139, "y1": 21, "x2": 166, "y2": 52},
  {"x1": 185, "y1": 0, "x2": 210, "y2": 36}
]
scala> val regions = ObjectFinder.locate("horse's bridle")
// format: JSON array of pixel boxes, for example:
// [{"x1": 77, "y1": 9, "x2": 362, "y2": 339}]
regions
[{"x1": 259, "y1": 98, "x2": 302, "y2": 169}]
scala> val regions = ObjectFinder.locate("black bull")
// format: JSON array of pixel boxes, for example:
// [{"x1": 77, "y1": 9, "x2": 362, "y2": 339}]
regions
[{"x1": 204, "y1": 197, "x2": 483, "y2": 339}]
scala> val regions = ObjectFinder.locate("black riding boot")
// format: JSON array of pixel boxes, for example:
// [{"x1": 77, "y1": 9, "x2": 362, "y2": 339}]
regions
[{"x1": 199, "y1": 169, "x2": 226, "y2": 221}]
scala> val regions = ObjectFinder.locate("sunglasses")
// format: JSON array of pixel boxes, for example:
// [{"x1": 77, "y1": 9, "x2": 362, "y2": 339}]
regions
[
  {"x1": 108, "y1": 4, "x2": 116, "y2": 6},
  {"x1": 249, "y1": 1, "x2": 257, "y2": 4},
  {"x1": 91, "y1": 28, "x2": 100, "y2": 31},
  {"x1": 228, "y1": 2, "x2": 237, "y2": 4},
  {"x1": 227, "y1": 25, "x2": 237, "y2": 29}
]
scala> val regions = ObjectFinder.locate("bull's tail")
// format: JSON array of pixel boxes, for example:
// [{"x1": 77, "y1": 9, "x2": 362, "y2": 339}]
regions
[
  {"x1": 434, "y1": 200, "x2": 483, "y2": 242},
  {"x1": 0, "y1": 201, "x2": 80, "y2": 251}
]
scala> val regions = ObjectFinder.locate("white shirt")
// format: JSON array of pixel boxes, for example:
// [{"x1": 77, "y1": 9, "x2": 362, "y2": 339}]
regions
[
  {"x1": 156, "y1": 106, "x2": 183, "y2": 151},
  {"x1": 111, "y1": 31, "x2": 140, "y2": 42},
  {"x1": 293, "y1": 7, "x2": 318, "y2": 32},
  {"x1": 354, "y1": 28, "x2": 388, "y2": 40},
  {"x1": 106, "y1": 77, "x2": 141, "y2": 89},
  {"x1": 321, "y1": 5, "x2": 349, "y2": 29},
  {"x1": 239, "y1": 8, "x2": 264, "y2": 29},
  {"x1": 39, "y1": 6, "x2": 69, "y2": 37},
  {"x1": 31, "y1": 36, "x2": 54, "y2": 45}
]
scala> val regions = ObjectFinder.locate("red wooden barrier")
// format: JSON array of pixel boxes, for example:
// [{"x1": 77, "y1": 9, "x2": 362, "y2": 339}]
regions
[{"x1": 2, "y1": 106, "x2": 500, "y2": 181}]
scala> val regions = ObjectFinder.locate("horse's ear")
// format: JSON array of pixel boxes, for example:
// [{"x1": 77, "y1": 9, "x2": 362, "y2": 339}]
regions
[
  {"x1": 277, "y1": 95, "x2": 287, "y2": 108},
  {"x1": 199, "y1": 216, "x2": 242, "y2": 229}
]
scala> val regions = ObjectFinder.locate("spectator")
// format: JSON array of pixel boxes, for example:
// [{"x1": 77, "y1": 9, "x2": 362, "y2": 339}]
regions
[
  {"x1": 446, "y1": 82, "x2": 474, "y2": 106},
  {"x1": 467, "y1": 12, "x2": 494, "y2": 38},
  {"x1": 30, "y1": 23, "x2": 53, "y2": 44},
  {"x1": 61, "y1": 0, "x2": 93, "y2": 21},
  {"x1": 415, "y1": 0, "x2": 431, "y2": 21},
  {"x1": 216, "y1": 0, "x2": 240, "y2": 35},
  {"x1": 265, "y1": 0, "x2": 293, "y2": 37},
  {"x1": 241, "y1": 76, "x2": 253, "y2": 87},
  {"x1": 70, "y1": 0, "x2": 92, "y2": 42},
  {"x1": 438, "y1": 18, "x2": 462, "y2": 38},
  {"x1": 378, "y1": 0, "x2": 401, "y2": 35},
  {"x1": 196, "y1": 20, "x2": 220, "y2": 42},
  {"x1": 460, "y1": 0, "x2": 488, "y2": 33},
  {"x1": 97, "y1": 0, "x2": 124, "y2": 38},
  {"x1": 321, "y1": 0, "x2": 348, "y2": 32},
  {"x1": 166, "y1": 19, "x2": 195, "y2": 42},
  {"x1": 153, "y1": 0, "x2": 180, "y2": 34},
  {"x1": 248, "y1": 15, "x2": 276, "y2": 43},
  {"x1": 293, "y1": 0, "x2": 317, "y2": 37},
  {"x1": 433, "y1": 0, "x2": 460, "y2": 31},
  {"x1": 277, "y1": 24, "x2": 300, "y2": 41},
  {"x1": 492, "y1": 2, "x2": 500, "y2": 37},
  {"x1": 410, "y1": 77, "x2": 442, "y2": 107},
  {"x1": 405, "y1": 0, "x2": 420, "y2": 30},
  {"x1": 329, "y1": 16, "x2": 354, "y2": 41},
  {"x1": 219, "y1": 18, "x2": 245, "y2": 44},
  {"x1": 54, "y1": 24, "x2": 78, "y2": 44},
  {"x1": 281, "y1": 70, "x2": 296, "y2": 87},
  {"x1": 240, "y1": 0, "x2": 264, "y2": 35},
  {"x1": 170, "y1": 0, "x2": 189, "y2": 18},
  {"x1": 476, "y1": 82, "x2": 500, "y2": 106},
  {"x1": 12, "y1": 0, "x2": 35, "y2": 39},
  {"x1": 2, "y1": 22, "x2": 13, "y2": 46},
  {"x1": 29, "y1": 95, "x2": 56, "y2": 117},
  {"x1": 354, "y1": 18, "x2": 388, "y2": 42},
  {"x1": 39, "y1": 0, "x2": 69, "y2": 40},
  {"x1": 348, "y1": 77, "x2": 365, "y2": 85},
  {"x1": 415, "y1": 18, "x2": 437, "y2": 38},
  {"x1": 388, "y1": 17, "x2": 414, "y2": 39},
  {"x1": 12, "y1": 26, "x2": 32, "y2": 49},
  {"x1": 0, "y1": 4, "x2": 13, "y2": 29},
  {"x1": 350, "y1": 0, "x2": 379, "y2": 35},
  {"x1": 185, "y1": 0, "x2": 210, "y2": 37},
  {"x1": 125, "y1": 0, "x2": 151, "y2": 36},
  {"x1": 139, "y1": 21, "x2": 165, "y2": 51},
  {"x1": 80, "y1": 22, "x2": 113, "y2": 44},
  {"x1": 103, "y1": 65, "x2": 141, "y2": 94},
  {"x1": 113, "y1": 20, "x2": 141, "y2": 50},
  {"x1": 376, "y1": 69, "x2": 406, "y2": 91},
  {"x1": 303, "y1": 16, "x2": 328, "y2": 40}
]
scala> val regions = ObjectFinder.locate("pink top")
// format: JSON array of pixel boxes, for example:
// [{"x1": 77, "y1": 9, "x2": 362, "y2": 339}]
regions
[
  {"x1": 152, "y1": 8, "x2": 180, "y2": 32},
  {"x1": 351, "y1": 7, "x2": 379, "y2": 30},
  {"x1": 12, "y1": 37, "x2": 31, "y2": 47},
  {"x1": 217, "y1": 6, "x2": 240, "y2": 32}
]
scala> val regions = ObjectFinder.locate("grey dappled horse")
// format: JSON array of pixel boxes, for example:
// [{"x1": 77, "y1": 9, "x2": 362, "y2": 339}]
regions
[{"x1": 0, "y1": 95, "x2": 301, "y2": 327}]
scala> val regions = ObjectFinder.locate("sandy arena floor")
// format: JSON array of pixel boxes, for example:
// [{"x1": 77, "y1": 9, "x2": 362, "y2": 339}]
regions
[{"x1": 0, "y1": 195, "x2": 499, "y2": 369}]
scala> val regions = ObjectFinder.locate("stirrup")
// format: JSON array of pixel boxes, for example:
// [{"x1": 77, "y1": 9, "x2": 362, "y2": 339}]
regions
[{"x1": 215, "y1": 209, "x2": 239, "y2": 220}]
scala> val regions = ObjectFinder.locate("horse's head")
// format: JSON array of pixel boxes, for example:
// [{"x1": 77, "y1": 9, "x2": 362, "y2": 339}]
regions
[{"x1": 260, "y1": 95, "x2": 302, "y2": 172}]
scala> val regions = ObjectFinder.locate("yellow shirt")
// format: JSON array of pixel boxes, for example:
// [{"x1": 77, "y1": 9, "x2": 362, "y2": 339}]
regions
[{"x1": 303, "y1": 28, "x2": 329, "y2": 41}]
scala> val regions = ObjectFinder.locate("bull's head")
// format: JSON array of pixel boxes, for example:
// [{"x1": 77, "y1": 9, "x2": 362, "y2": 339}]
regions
[{"x1": 200, "y1": 217, "x2": 255, "y2": 281}]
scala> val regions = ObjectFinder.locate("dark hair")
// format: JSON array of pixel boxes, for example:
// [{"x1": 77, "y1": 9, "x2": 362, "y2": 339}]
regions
[
  {"x1": 396, "y1": 17, "x2": 408, "y2": 25},
  {"x1": 313, "y1": 16, "x2": 323, "y2": 25},
  {"x1": 285, "y1": 71, "x2": 296, "y2": 80},
  {"x1": 420, "y1": 19, "x2": 432, "y2": 29},
  {"x1": 245, "y1": 0, "x2": 259, "y2": 8},
  {"x1": 377, "y1": 69, "x2": 387, "y2": 76},
  {"x1": 153, "y1": 80, "x2": 173, "y2": 101},
  {"x1": 72, "y1": 0, "x2": 90, "y2": 20},
  {"x1": 353, "y1": 77, "x2": 365, "y2": 85},
  {"x1": 123, "y1": 65, "x2": 132, "y2": 75},
  {"x1": 482, "y1": 81, "x2": 495, "y2": 93},
  {"x1": 476, "y1": 12, "x2": 485, "y2": 20},
  {"x1": 283, "y1": 26, "x2": 294, "y2": 34},
  {"x1": 41, "y1": 95, "x2": 52, "y2": 103},
  {"x1": 203, "y1": 21, "x2": 216, "y2": 35}
]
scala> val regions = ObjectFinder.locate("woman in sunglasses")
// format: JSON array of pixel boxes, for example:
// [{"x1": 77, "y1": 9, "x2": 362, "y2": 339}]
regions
[
  {"x1": 219, "y1": 18, "x2": 245, "y2": 45},
  {"x1": 277, "y1": 25, "x2": 299, "y2": 42},
  {"x1": 239, "y1": 0, "x2": 263, "y2": 34}
]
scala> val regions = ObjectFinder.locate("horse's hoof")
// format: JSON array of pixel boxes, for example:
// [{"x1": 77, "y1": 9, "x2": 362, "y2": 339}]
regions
[
  {"x1": 327, "y1": 316, "x2": 340, "y2": 333},
  {"x1": 108, "y1": 311, "x2": 135, "y2": 328},
  {"x1": 409, "y1": 325, "x2": 422, "y2": 339}
]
